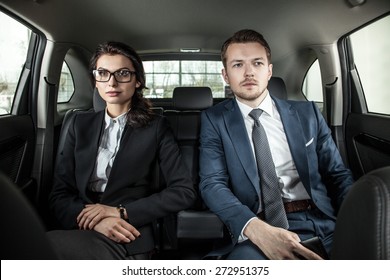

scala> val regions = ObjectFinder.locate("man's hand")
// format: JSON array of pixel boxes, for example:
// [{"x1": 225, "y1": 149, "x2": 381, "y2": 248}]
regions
[
  {"x1": 94, "y1": 217, "x2": 141, "y2": 243},
  {"x1": 77, "y1": 203, "x2": 118, "y2": 230},
  {"x1": 244, "y1": 218, "x2": 323, "y2": 260}
]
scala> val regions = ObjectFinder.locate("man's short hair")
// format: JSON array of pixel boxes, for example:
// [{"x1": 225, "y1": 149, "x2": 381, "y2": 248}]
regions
[{"x1": 221, "y1": 29, "x2": 272, "y2": 67}]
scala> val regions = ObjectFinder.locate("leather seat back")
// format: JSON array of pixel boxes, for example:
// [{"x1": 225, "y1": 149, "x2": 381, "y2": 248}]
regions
[
  {"x1": 164, "y1": 87, "x2": 213, "y2": 192},
  {"x1": 332, "y1": 166, "x2": 390, "y2": 259},
  {"x1": 0, "y1": 172, "x2": 57, "y2": 259}
]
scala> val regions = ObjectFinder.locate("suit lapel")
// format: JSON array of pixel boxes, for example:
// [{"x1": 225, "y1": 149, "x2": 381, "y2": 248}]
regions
[
  {"x1": 223, "y1": 99, "x2": 260, "y2": 195},
  {"x1": 103, "y1": 124, "x2": 134, "y2": 196},
  {"x1": 78, "y1": 111, "x2": 105, "y2": 197},
  {"x1": 273, "y1": 98, "x2": 311, "y2": 194}
]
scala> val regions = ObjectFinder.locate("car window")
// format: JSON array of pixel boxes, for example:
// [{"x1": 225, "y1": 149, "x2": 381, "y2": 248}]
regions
[
  {"x1": 143, "y1": 60, "x2": 225, "y2": 98},
  {"x1": 0, "y1": 12, "x2": 31, "y2": 115},
  {"x1": 302, "y1": 59, "x2": 323, "y2": 103},
  {"x1": 57, "y1": 61, "x2": 75, "y2": 103},
  {"x1": 350, "y1": 15, "x2": 390, "y2": 115}
]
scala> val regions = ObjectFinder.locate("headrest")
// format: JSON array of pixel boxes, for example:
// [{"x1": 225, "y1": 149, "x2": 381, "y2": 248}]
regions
[
  {"x1": 173, "y1": 87, "x2": 213, "y2": 110},
  {"x1": 268, "y1": 77, "x2": 287, "y2": 100},
  {"x1": 93, "y1": 88, "x2": 106, "y2": 112}
]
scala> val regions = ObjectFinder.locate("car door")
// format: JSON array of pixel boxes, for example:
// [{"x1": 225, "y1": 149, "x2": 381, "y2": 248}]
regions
[
  {"x1": 0, "y1": 11, "x2": 43, "y2": 207},
  {"x1": 343, "y1": 15, "x2": 390, "y2": 179}
]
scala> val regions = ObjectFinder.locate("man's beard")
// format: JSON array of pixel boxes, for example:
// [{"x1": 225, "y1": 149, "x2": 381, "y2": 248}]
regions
[{"x1": 234, "y1": 86, "x2": 267, "y2": 101}]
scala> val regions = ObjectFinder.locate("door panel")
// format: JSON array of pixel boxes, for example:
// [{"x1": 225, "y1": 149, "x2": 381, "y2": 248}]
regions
[
  {"x1": 343, "y1": 15, "x2": 390, "y2": 180},
  {"x1": 0, "y1": 115, "x2": 36, "y2": 200},
  {"x1": 346, "y1": 113, "x2": 390, "y2": 179},
  {"x1": 0, "y1": 12, "x2": 41, "y2": 207}
]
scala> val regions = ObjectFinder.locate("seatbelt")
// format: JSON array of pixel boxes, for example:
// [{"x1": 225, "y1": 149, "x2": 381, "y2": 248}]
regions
[{"x1": 37, "y1": 77, "x2": 56, "y2": 218}]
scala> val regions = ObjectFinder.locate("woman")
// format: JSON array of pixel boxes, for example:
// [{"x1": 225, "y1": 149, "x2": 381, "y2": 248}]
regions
[{"x1": 47, "y1": 42, "x2": 196, "y2": 259}]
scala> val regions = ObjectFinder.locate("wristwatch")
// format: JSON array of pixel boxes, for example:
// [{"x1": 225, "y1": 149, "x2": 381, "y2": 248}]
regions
[{"x1": 117, "y1": 204, "x2": 126, "y2": 220}]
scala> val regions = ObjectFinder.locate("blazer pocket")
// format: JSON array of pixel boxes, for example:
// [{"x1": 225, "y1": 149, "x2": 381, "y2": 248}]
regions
[{"x1": 305, "y1": 137, "x2": 314, "y2": 147}]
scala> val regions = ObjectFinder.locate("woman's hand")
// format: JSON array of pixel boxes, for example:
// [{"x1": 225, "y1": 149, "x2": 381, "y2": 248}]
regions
[
  {"x1": 94, "y1": 217, "x2": 141, "y2": 243},
  {"x1": 77, "y1": 203, "x2": 119, "y2": 230}
]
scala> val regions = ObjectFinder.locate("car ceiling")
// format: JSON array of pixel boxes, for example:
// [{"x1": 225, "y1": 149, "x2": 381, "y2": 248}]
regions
[{"x1": 1, "y1": 0, "x2": 389, "y2": 63}]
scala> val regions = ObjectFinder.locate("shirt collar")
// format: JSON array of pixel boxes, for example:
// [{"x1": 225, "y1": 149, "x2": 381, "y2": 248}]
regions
[
  {"x1": 104, "y1": 109, "x2": 128, "y2": 129},
  {"x1": 236, "y1": 89, "x2": 275, "y2": 119}
]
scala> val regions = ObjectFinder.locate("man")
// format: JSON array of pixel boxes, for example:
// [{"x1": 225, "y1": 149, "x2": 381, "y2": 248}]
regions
[{"x1": 199, "y1": 29, "x2": 354, "y2": 259}]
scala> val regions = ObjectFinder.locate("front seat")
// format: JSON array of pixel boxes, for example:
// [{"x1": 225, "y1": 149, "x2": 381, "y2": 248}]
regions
[
  {"x1": 332, "y1": 166, "x2": 390, "y2": 259},
  {"x1": 0, "y1": 172, "x2": 57, "y2": 259}
]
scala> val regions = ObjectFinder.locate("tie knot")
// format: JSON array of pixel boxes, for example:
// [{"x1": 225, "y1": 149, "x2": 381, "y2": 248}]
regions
[{"x1": 249, "y1": 109, "x2": 263, "y2": 121}]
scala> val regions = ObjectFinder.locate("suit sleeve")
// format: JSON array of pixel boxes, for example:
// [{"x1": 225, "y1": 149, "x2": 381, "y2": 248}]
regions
[
  {"x1": 199, "y1": 110, "x2": 256, "y2": 244},
  {"x1": 49, "y1": 114, "x2": 85, "y2": 229},
  {"x1": 312, "y1": 102, "x2": 354, "y2": 210},
  {"x1": 125, "y1": 117, "x2": 197, "y2": 227}
]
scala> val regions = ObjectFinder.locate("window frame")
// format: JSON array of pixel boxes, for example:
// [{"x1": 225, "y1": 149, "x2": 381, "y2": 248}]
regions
[
  {"x1": 143, "y1": 59, "x2": 225, "y2": 98},
  {"x1": 141, "y1": 52, "x2": 224, "y2": 98}
]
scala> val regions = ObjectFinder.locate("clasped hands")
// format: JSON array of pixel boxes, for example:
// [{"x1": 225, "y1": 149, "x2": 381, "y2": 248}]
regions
[{"x1": 77, "y1": 203, "x2": 140, "y2": 243}]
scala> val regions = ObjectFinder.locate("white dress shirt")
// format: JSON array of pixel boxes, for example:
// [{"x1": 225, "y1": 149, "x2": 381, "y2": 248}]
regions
[
  {"x1": 89, "y1": 110, "x2": 127, "y2": 193},
  {"x1": 236, "y1": 91, "x2": 310, "y2": 240}
]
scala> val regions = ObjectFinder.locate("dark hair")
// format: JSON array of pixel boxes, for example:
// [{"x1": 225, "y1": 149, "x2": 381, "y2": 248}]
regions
[
  {"x1": 90, "y1": 41, "x2": 153, "y2": 127},
  {"x1": 221, "y1": 29, "x2": 272, "y2": 67}
]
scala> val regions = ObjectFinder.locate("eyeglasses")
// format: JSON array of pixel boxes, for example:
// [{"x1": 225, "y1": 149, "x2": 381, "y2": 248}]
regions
[{"x1": 92, "y1": 68, "x2": 136, "y2": 83}]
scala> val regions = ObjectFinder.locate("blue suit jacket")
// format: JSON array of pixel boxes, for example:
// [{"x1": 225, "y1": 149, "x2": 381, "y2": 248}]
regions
[{"x1": 199, "y1": 96, "x2": 353, "y2": 253}]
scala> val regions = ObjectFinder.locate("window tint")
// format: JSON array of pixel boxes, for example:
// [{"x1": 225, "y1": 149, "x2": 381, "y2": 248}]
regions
[
  {"x1": 57, "y1": 61, "x2": 75, "y2": 103},
  {"x1": 350, "y1": 15, "x2": 390, "y2": 115},
  {"x1": 143, "y1": 60, "x2": 225, "y2": 98},
  {"x1": 302, "y1": 59, "x2": 323, "y2": 103},
  {"x1": 0, "y1": 12, "x2": 31, "y2": 115}
]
